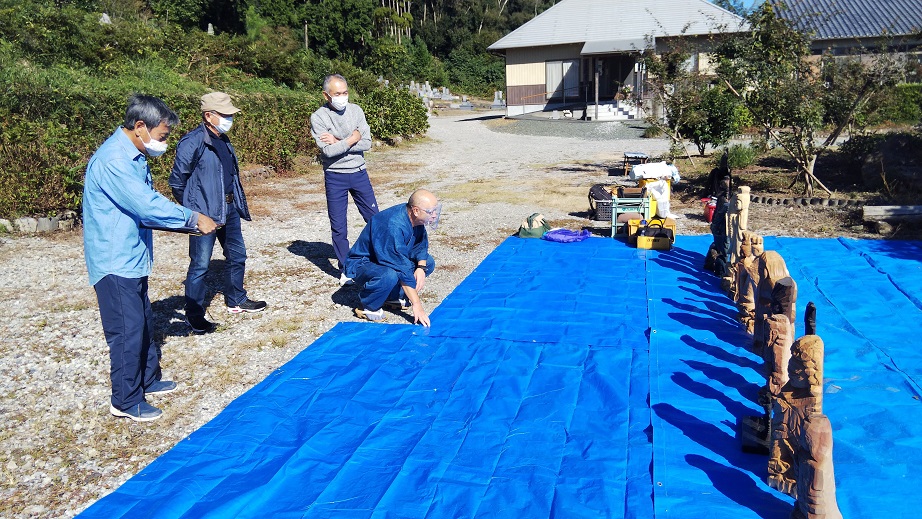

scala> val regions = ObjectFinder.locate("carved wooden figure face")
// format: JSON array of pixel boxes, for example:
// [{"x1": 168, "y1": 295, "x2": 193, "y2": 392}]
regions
[
  {"x1": 750, "y1": 234, "x2": 764, "y2": 256},
  {"x1": 739, "y1": 234, "x2": 752, "y2": 258},
  {"x1": 789, "y1": 335, "x2": 824, "y2": 394}
]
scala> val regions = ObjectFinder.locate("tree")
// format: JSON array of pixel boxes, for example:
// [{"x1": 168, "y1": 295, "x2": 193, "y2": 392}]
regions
[
  {"x1": 715, "y1": 3, "x2": 903, "y2": 195},
  {"x1": 679, "y1": 83, "x2": 751, "y2": 156},
  {"x1": 639, "y1": 42, "x2": 709, "y2": 163}
]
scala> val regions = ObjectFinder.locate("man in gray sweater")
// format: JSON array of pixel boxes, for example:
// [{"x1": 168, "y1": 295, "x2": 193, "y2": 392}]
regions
[{"x1": 310, "y1": 74, "x2": 380, "y2": 286}]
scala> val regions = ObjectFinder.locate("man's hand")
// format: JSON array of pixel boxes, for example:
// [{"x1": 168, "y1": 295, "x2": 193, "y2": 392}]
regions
[
  {"x1": 346, "y1": 129, "x2": 361, "y2": 146},
  {"x1": 319, "y1": 132, "x2": 339, "y2": 145},
  {"x1": 403, "y1": 284, "x2": 430, "y2": 327},
  {"x1": 196, "y1": 213, "x2": 218, "y2": 234},
  {"x1": 412, "y1": 304, "x2": 431, "y2": 327}
]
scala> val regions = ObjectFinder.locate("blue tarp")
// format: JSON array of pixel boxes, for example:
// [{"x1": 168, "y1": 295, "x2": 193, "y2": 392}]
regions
[{"x1": 78, "y1": 236, "x2": 922, "y2": 518}]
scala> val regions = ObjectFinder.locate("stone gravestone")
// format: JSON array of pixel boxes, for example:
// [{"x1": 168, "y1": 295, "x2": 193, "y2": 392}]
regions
[
  {"x1": 491, "y1": 91, "x2": 506, "y2": 109},
  {"x1": 207, "y1": 23, "x2": 214, "y2": 35},
  {"x1": 459, "y1": 95, "x2": 473, "y2": 110}
]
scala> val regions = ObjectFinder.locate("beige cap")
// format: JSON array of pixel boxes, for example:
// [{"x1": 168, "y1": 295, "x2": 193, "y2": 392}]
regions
[{"x1": 200, "y1": 92, "x2": 240, "y2": 114}]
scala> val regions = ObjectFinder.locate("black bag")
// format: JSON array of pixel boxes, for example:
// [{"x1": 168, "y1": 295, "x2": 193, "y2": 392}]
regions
[
  {"x1": 588, "y1": 184, "x2": 613, "y2": 220},
  {"x1": 639, "y1": 223, "x2": 674, "y2": 241}
]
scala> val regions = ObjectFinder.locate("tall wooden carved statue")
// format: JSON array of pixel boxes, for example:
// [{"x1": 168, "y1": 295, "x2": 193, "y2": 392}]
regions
[
  {"x1": 740, "y1": 276, "x2": 796, "y2": 454},
  {"x1": 766, "y1": 277, "x2": 797, "y2": 393},
  {"x1": 791, "y1": 413, "x2": 843, "y2": 519},
  {"x1": 705, "y1": 154, "x2": 733, "y2": 276},
  {"x1": 727, "y1": 185, "x2": 751, "y2": 266},
  {"x1": 753, "y1": 251, "x2": 791, "y2": 354},
  {"x1": 736, "y1": 233, "x2": 765, "y2": 334},
  {"x1": 769, "y1": 335, "x2": 824, "y2": 496}
]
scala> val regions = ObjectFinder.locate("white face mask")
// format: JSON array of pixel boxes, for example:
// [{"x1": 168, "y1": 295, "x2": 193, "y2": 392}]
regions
[
  {"x1": 330, "y1": 95, "x2": 348, "y2": 111},
  {"x1": 141, "y1": 126, "x2": 168, "y2": 157},
  {"x1": 212, "y1": 113, "x2": 233, "y2": 134}
]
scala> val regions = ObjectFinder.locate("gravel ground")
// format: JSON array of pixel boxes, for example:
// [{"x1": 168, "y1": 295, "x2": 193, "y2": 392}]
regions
[{"x1": 0, "y1": 110, "x2": 859, "y2": 518}]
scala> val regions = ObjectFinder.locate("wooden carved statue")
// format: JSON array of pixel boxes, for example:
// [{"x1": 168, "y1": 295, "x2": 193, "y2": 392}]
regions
[
  {"x1": 735, "y1": 233, "x2": 764, "y2": 333},
  {"x1": 765, "y1": 280, "x2": 797, "y2": 395},
  {"x1": 769, "y1": 335, "x2": 824, "y2": 496},
  {"x1": 791, "y1": 413, "x2": 843, "y2": 519},
  {"x1": 727, "y1": 185, "x2": 751, "y2": 265},
  {"x1": 740, "y1": 277, "x2": 796, "y2": 454},
  {"x1": 726, "y1": 231, "x2": 753, "y2": 299},
  {"x1": 705, "y1": 155, "x2": 733, "y2": 277},
  {"x1": 753, "y1": 251, "x2": 791, "y2": 354},
  {"x1": 805, "y1": 302, "x2": 817, "y2": 336}
]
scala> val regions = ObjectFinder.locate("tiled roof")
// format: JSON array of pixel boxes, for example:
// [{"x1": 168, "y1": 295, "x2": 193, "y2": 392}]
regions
[
  {"x1": 772, "y1": 0, "x2": 922, "y2": 40},
  {"x1": 488, "y1": 0, "x2": 746, "y2": 51}
]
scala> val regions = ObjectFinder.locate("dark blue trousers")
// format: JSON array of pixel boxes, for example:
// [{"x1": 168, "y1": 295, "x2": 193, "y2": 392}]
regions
[
  {"x1": 94, "y1": 275, "x2": 161, "y2": 410},
  {"x1": 324, "y1": 169, "x2": 379, "y2": 271},
  {"x1": 352, "y1": 257, "x2": 435, "y2": 311},
  {"x1": 185, "y1": 201, "x2": 247, "y2": 315}
]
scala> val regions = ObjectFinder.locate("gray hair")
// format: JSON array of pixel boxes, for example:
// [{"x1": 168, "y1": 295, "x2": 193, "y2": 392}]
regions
[
  {"x1": 122, "y1": 94, "x2": 180, "y2": 130},
  {"x1": 322, "y1": 74, "x2": 348, "y2": 93}
]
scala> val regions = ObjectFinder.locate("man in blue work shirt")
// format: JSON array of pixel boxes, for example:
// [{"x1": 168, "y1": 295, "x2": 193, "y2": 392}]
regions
[
  {"x1": 310, "y1": 74, "x2": 379, "y2": 286},
  {"x1": 83, "y1": 94, "x2": 218, "y2": 422},
  {"x1": 169, "y1": 92, "x2": 267, "y2": 334},
  {"x1": 344, "y1": 189, "x2": 440, "y2": 327}
]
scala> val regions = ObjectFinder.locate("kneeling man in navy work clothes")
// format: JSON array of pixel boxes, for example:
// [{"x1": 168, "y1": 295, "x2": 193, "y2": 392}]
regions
[
  {"x1": 83, "y1": 94, "x2": 218, "y2": 422},
  {"x1": 344, "y1": 189, "x2": 440, "y2": 327}
]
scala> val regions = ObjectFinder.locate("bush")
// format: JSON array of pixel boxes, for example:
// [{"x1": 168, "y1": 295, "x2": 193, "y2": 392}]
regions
[
  {"x1": 0, "y1": 58, "x2": 321, "y2": 217},
  {"x1": 871, "y1": 83, "x2": 922, "y2": 124},
  {"x1": 0, "y1": 1, "x2": 432, "y2": 218},
  {"x1": 839, "y1": 133, "x2": 887, "y2": 166},
  {"x1": 725, "y1": 143, "x2": 758, "y2": 169},
  {"x1": 358, "y1": 86, "x2": 429, "y2": 142}
]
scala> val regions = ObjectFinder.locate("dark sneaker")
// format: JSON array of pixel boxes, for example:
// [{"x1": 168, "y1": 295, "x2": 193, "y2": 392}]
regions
[
  {"x1": 354, "y1": 307, "x2": 385, "y2": 322},
  {"x1": 227, "y1": 299, "x2": 267, "y2": 314},
  {"x1": 110, "y1": 401, "x2": 162, "y2": 422},
  {"x1": 146, "y1": 380, "x2": 177, "y2": 396},
  {"x1": 383, "y1": 299, "x2": 411, "y2": 311},
  {"x1": 185, "y1": 314, "x2": 217, "y2": 334}
]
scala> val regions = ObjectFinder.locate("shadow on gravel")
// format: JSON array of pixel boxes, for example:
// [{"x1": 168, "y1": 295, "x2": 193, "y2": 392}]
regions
[
  {"x1": 330, "y1": 286, "x2": 417, "y2": 325},
  {"x1": 152, "y1": 295, "x2": 193, "y2": 341},
  {"x1": 288, "y1": 240, "x2": 338, "y2": 278},
  {"x1": 455, "y1": 115, "x2": 504, "y2": 122},
  {"x1": 151, "y1": 259, "x2": 227, "y2": 340}
]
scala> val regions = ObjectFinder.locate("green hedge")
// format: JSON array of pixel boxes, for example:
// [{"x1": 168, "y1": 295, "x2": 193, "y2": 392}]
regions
[
  {"x1": 872, "y1": 83, "x2": 922, "y2": 124},
  {"x1": 0, "y1": 1, "x2": 430, "y2": 218}
]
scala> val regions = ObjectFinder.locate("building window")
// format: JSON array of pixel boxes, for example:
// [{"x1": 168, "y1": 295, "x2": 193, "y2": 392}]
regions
[{"x1": 546, "y1": 60, "x2": 580, "y2": 101}]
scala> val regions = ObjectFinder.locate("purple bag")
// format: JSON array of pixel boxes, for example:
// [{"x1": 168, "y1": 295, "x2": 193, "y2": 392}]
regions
[{"x1": 542, "y1": 229, "x2": 591, "y2": 243}]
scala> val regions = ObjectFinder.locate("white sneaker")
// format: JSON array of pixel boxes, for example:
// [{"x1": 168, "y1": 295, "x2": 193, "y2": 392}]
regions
[
  {"x1": 355, "y1": 307, "x2": 385, "y2": 322},
  {"x1": 340, "y1": 273, "x2": 354, "y2": 286}
]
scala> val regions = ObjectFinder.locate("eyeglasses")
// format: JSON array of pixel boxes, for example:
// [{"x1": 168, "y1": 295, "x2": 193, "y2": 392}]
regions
[{"x1": 417, "y1": 206, "x2": 439, "y2": 216}]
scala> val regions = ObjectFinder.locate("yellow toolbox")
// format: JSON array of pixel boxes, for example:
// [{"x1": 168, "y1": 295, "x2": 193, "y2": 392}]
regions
[
  {"x1": 636, "y1": 234, "x2": 673, "y2": 250},
  {"x1": 627, "y1": 217, "x2": 676, "y2": 245}
]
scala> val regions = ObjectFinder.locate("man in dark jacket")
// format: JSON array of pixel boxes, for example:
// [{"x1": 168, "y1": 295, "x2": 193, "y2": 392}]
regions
[{"x1": 169, "y1": 92, "x2": 266, "y2": 333}]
